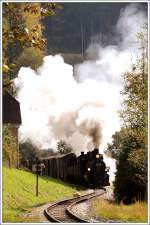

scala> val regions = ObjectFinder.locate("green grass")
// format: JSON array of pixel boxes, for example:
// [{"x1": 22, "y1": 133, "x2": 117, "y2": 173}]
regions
[
  {"x1": 2, "y1": 167, "x2": 81, "y2": 223},
  {"x1": 91, "y1": 199, "x2": 148, "y2": 223}
]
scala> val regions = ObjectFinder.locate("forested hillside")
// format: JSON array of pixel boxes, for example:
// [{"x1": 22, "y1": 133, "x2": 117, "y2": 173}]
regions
[{"x1": 43, "y1": 2, "x2": 147, "y2": 54}]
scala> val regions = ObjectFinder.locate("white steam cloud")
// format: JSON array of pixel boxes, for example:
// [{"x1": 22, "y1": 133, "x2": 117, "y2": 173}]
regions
[
  {"x1": 15, "y1": 57, "x2": 115, "y2": 153},
  {"x1": 14, "y1": 4, "x2": 147, "y2": 181}
]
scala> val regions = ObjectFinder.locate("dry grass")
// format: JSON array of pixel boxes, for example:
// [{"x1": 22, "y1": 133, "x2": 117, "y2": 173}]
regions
[{"x1": 91, "y1": 199, "x2": 148, "y2": 223}]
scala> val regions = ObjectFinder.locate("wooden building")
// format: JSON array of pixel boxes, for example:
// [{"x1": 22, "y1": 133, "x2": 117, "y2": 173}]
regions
[{"x1": 3, "y1": 90, "x2": 22, "y2": 167}]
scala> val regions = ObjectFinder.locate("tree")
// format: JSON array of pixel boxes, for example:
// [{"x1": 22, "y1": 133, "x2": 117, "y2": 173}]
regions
[
  {"x1": 57, "y1": 140, "x2": 73, "y2": 155},
  {"x1": 2, "y1": 2, "x2": 62, "y2": 81},
  {"x1": 109, "y1": 26, "x2": 148, "y2": 203},
  {"x1": 19, "y1": 141, "x2": 39, "y2": 167},
  {"x1": 3, "y1": 125, "x2": 17, "y2": 168}
]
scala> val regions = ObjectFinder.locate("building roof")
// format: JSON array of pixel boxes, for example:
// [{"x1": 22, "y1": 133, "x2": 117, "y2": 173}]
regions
[
  {"x1": 39, "y1": 152, "x2": 76, "y2": 160},
  {"x1": 3, "y1": 91, "x2": 22, "y2": 124}
]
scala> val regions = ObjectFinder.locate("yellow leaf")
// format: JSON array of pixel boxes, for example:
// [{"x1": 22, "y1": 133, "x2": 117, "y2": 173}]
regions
[
  {"x1": 10, "y1": 63, "x2": 16, "y2": 68},
  {"x1": 3, "y1": 64, "x2": 10, "y2": 73},
  {"x1": 31, "y1": 39, "x2": 36, "y2": 44},
  {"x1": 25, "y1": 28, "x2": 29, "y2": 34}
]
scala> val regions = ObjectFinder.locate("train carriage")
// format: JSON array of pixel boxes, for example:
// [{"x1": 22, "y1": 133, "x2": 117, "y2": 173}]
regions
[{"x1": 40, "y1": 149, "x2": 110, "y2": 188}]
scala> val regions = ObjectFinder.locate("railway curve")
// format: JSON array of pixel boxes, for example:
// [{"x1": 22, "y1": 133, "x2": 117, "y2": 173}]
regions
[{"x1": 44, "y1": 188, "x2": 106, "y2": 223}]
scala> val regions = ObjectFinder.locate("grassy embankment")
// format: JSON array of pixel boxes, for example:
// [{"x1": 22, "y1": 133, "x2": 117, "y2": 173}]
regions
[
  {"x1": 2, "y1": 167, "x2": 82, "y2": 223},
  {"x1": 91, "y1": 198, "x2": 148, "y2": 223}
]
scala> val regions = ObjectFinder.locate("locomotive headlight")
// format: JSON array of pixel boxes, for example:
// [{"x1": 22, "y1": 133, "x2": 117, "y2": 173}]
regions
[
  {"x1": 96, "y1": 154, "x2": 100, "y2": 159},
  {"x1": 88, "y1": 167, "x2": 91, "y2": 171}
]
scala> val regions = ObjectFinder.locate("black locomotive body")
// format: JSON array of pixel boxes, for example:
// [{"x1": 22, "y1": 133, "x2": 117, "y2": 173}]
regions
[{"x1": 40, "y1": 148, "x2": 110, "y2": 188}]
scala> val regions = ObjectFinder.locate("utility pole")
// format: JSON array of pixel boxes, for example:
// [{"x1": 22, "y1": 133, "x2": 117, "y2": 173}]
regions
[{"x1": 80, "y1": 16, "x2": 84, "y2": 57}]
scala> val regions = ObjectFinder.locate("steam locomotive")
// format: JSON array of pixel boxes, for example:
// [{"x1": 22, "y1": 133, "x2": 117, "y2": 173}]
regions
[{"x1": 39, "y1": 148, "x2": 110, "y2": 188}]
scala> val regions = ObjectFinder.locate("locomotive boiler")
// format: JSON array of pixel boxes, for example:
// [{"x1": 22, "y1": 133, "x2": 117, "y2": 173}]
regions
[{"x1": 40, "y1": 148, "x2": 110, "y2": 188}]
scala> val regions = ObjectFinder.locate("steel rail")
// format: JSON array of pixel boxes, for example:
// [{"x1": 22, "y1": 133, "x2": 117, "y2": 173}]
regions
[
  {"x1": 44, "y1": 188, "x2": 106, "y2": 223},
  {"x1": 66, "y1": 188, "x2": 106, "y2": 222}
]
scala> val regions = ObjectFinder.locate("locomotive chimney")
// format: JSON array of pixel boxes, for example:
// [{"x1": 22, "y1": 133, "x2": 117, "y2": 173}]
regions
[
  {"x1": 81, "y1": 151, "x2": 84, "y2": 156},
  {"x1": 94, "y1": 148, "x2": 99, "y2": 154}
]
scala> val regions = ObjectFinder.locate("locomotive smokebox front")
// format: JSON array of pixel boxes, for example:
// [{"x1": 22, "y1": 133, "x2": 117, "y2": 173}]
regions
[{"x1": 94, "y1": 148, "x2": 99, "y2": 154}]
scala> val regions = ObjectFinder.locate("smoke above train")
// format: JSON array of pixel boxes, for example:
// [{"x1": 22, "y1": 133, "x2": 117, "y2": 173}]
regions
[{"x1": 14, "y1": 3, "x2": 146, "y2": 184}]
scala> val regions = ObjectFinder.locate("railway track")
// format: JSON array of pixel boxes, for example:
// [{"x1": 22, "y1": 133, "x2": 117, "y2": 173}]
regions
[{"x1": 44, "y1": 188, "x2": 106, "y2": 223}]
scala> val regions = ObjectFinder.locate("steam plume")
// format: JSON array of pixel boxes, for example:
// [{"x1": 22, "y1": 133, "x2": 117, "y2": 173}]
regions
[{"x1": 14, "y1": 3, "x2": 147, "y2": 162}]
